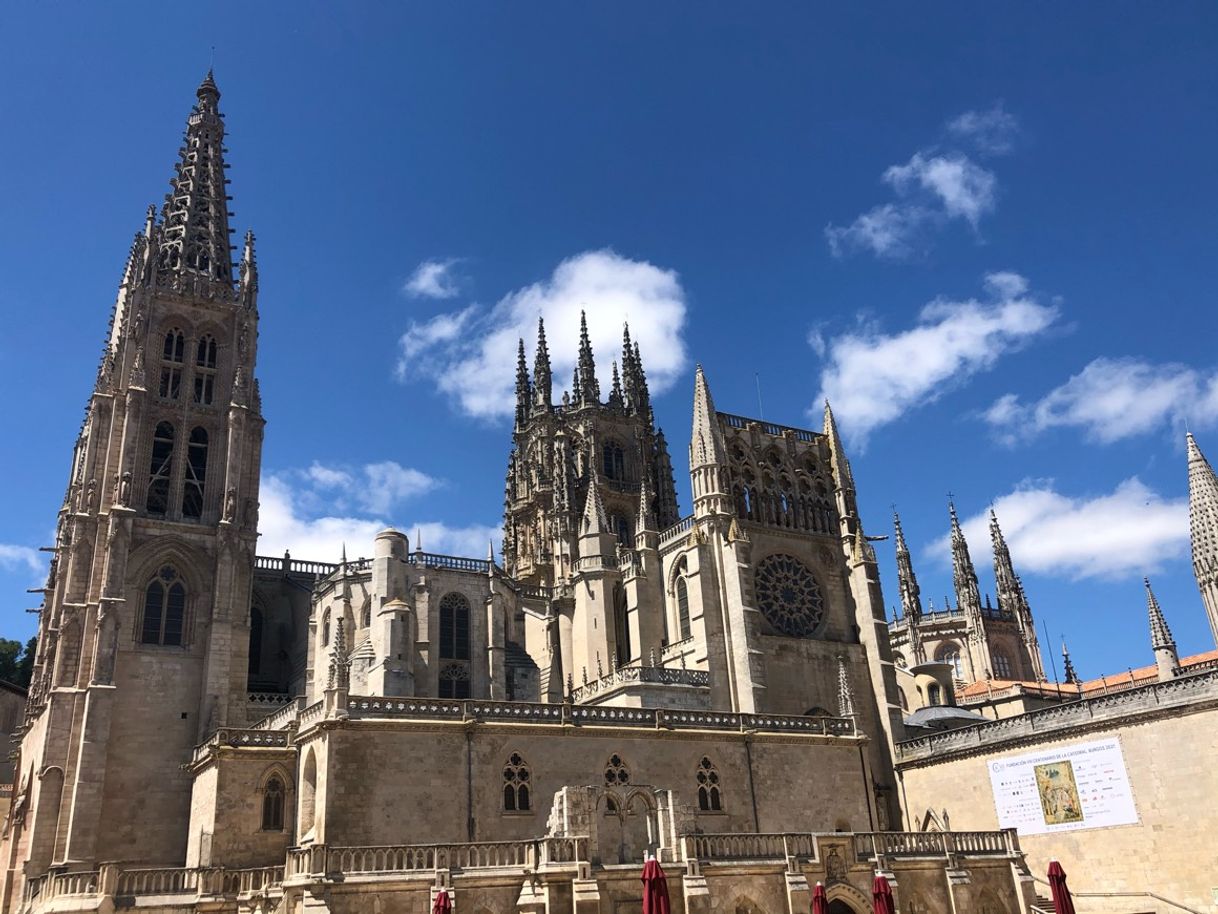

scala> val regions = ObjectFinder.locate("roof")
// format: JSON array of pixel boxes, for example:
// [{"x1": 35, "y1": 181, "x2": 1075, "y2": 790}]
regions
[
  {"x1": 904, "y1": 706, "x2": 989, "y2": 731},
  {"x1": 957, "y1": 649, "x2": 1218, "y2": 703}
]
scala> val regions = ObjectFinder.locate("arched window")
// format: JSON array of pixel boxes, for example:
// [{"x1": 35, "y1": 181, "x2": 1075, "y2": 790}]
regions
[
  {"x1": 611, "y1": 514, "x2": 632, "y2": 546},
  {"x1": 159, "y1": 329, "x2": 185, "y2": 399},
  {"x1": 439, "y1": 593, "x2": 471, "y2": 661},
  {"x1": 146, "y1": 421, "x2": 175, "y2": 515},
  {"x1": 321, "y1": 609, "x2": 331, "y2": 646},
  {"x1": 502, "y1": 752, "x2": 531, "y2": 812},
  {"x1": 300, "y1": 750, "x2": 317, "y2": 837},
  {"x1": 261, "y1": 774, "x2": 285, "y2": 831},
  {"x1": 181, "y1": 427, "x2": 208, "y2": 518},
  {"x1": 248, "y1": 607, "x2": 263, "y2": 676},
  {"x1": 936, "y1": 643, "x2": 963, "y2": 678},
  {"x1": 602, "y1": 441, "x2": 626, "y2": 480},
  {"x1": 696, "y1": 757, "x2": 722, "y2": 811},
  {"x1": 928, "y1": 684, "x2": 942, "y2": 706},
  {"x1": 612, "y1": 583, "x2": 631, "y2": 667},
  {"x1": 141, "y1": 565, "x2": 186, "y2": 646},
  {"x1": 992, "y1": 652, "x2": 1013, "y2": 679},
  {"x1": 193, "y1": 335, "x2": 217, "y2": 405},
  {"x1": 675, "y1": 559, "x2": 691, "y2": 641}
]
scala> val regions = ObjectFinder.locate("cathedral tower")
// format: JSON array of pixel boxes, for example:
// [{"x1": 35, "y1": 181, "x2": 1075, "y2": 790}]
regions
[
  {"x1": 5, "y1": 73, "x2": 263, "y2": 887},
  {"x1": 1187, "y1": 433, "x2": 1218, "y2": 645}
]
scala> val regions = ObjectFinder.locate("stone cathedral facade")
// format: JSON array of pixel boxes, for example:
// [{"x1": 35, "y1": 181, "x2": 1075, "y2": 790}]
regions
[{"x1": 0, "y1": 76, "x2": 1040, "y2": 914}]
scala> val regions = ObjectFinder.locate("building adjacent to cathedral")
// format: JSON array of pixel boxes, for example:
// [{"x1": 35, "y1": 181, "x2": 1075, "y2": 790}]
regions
[{"x1": 4, "y1": 74, "x2": 1215, "y2": 914}]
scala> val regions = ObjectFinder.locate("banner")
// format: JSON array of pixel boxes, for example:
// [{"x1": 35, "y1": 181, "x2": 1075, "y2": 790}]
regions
[{"x1": 987, "y1": 736, "x2": 1138, "y2": 835}]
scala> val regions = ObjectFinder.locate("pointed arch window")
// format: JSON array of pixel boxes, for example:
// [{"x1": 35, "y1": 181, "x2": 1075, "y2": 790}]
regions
[
  {"x1": 602, "y1": 441, "x2": 626, "y2": 481},
  {"x1": 141, "y1": 565, "x2": 186, "y2": 646},
  {"x1": 502, "y1": 752, "x2": 532, "y2": 812},
  {"x1": 159, "y1": 329, "x2": 185, "y2": 399},
  {"x1": 696, "y1": 757, "x2": 723, "y2": 811},
  {"x1": 321, "y1": 609, "x2": 331, "y2": 646},
  {"x1": 146, "y1": 422, "x2": 176, "y2": 515},
  {"x1": 261, "y1": 774, "x2": 285, "y2": 831},
  {"x1": 439, "y1": 593, "x2": 471, "y2": 661},
  {"x1": 194, "y1": 335, "x2": 217, "y2": 405},
  {"x1": 936, "y1": 643, "x2": 963, "y2": 678},
  {"x1": 612, "y1": 583, "x2": 631, "y2": 667},
  {"x1": 675, "y1": 559, "x2": 692, "y2": 641},
  {"x1": 182, "y1": 427, "x2": 208, "y2": 519},
  {"x1": 992, "y1": 652, "x2": 1013, "y2": 679}
]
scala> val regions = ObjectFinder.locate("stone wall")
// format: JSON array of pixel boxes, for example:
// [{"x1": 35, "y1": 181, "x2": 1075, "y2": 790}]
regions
[{"x1": 897, "y1": 671, "x2": 1218, "y2": 913}]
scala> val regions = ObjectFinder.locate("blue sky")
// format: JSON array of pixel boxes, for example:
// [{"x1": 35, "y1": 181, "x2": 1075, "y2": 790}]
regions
[{"x1": 1, "y1": 3, "x2": 1216, "y2": 680}]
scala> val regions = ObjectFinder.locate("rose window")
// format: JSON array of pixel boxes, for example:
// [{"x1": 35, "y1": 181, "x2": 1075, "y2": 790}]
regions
[{"x1": 754, "y1": 554, "x2": 824, "y2": 637}]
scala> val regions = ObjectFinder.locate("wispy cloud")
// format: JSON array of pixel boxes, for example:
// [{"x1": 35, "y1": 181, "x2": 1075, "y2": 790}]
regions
[
  {"x1": 395, "y1": 249, "x2": 688, "y2": 421},
  {"x1": 813, "y1": 272, "x2": 1057, "y2": 447},
  {"x1": 0, "y1": 544, "x2": 43, "y2": 576},
  {"x1": 947, "y1": 103, "x2": 1019, "y2": 155},
  {"x1": 984, "y1": 357, "x2": 1218, "y2": 445},
  {"x1": 925, "y1": 478, "x2": 1188, "y2": 581},
  {"x1": 403, "y1": 258, "x2": 464, "y2": 300},
  {"x1": 258, "y1": 468, "x2": 497, "y2": 562},
  {"x1": 826, "y1": 105, "x2": 1016, "y2": 259}
]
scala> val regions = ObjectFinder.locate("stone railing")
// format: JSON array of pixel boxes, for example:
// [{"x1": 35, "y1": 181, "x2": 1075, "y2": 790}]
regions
[
  {"x1": 255, "y1": 554, "x2": 339, "y2": 577},
  {"x1": 717, "y1": 412, "x2": 820, "y2": 442},
  {"x1": 897, "y1": 668, "x2": 1218, "y2": 763},
  {"x1": 22, "y1": 870, "x2": 99, "y2": 904},
  {"x1": 298, "y1": 699, "x2": 325, "y2": 728},
  {"x1": 408, "y1": 552, "x2": 491, "y2": 574},
  {"x1": 116, "y1": 866, "x2": 203, "y2": 895},
  {"x1": 251, "y1": 696, "x2": 305, "y2": 731},
  {"x1": 286, "y1": 837, "x2": 589, "y2": 880},
  {"x1": 111, "y1": 864, "x2": 284, "y2": 898},
  {"x1": 683, "y1": 832, "x2": 818, "y2": 863},
  {"x1": 339, "y1": 696, "x2": 855, "y2": 738},
  {"x1": 853, "y1": 830, "x2": 1018, "y2": 861},
  {"x1": 659, "y1": 515, "x2": 695, "y2": 545},
  {"x1": 569, "y1": 665, "x2": 710, "y2": 702},
  {"x1": 192, "y1": 728, "x2": 290, "y2": 763}
]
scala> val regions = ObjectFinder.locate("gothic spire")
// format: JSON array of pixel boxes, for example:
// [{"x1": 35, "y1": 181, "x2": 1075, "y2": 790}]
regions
[
  {"x1": 690, "y1": 365, "x2": 726, "y2": 468},
  {"x1": 238, "y1": 230, "x2": 258, "y2": 308},
  {"x1": 533, "y1": 317, "x2": 552, "y2": 409},
  {"x1": 1144, "y1": 578, "x2": 1175, "y2": 651},
  {"x1": 576, "y1": 311, "x2": 600, "y2": 404},
  {"x1": 822, "y1": 401, "x2": 857, "y2": 524},
  {"x1": 581, "y1": 474, "x2": 609, "y2": 534},
  {"x1": 893, "y1": 509, "x2": 923, "y2": 622},
  {"x1": 1187, "y1": 433, "x2": 1218, "y2": 644},
  {"x1": 157, "y1": 71, "x2": 236, "y2": 285},
  {"x1": 633, "y1": 341, "x2": 652, "y2": 419},
  {"x1": 608, "y1": 360, "x2": 623, "y2": 408},
  {"x1": 990, "y1": 508, "x2": 1043, "y2": 679},
  {"x1": 515, "y1": 338, "x2": 530, "y2": 427},
  {"x1": 950, "y1": 500, "x2": 988, "y2": 671},
  {"x1": 1061, "y1": 641, "x2": 1079, "y2": 685},
  {"x1": 638, "y1": 468, "x2": 657, "y2": 533},
  {"x1": 836, "y1": 655, "x2": 856, "y2": 718}
]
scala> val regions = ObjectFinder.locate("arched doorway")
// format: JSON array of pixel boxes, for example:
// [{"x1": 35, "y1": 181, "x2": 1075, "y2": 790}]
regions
[{"x1": 828, "y1": 902, "x2": 859, "y2": 914}]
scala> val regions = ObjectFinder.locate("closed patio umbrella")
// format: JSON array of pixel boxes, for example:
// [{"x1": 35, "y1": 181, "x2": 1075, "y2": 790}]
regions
[
  {"x1": 642, "y1": 857, "x2": 671, "y2": 914},
  {"x1": 812, "y1": 881, "x2": 829, "y2": 914},
  {"x1": 872, "y1": 874, "x2": 896, "y2": 914},
  {"x1": 1048, "y1": 860, "x2": 1076, "y2": 914},
  {"x1": 432, "y1": 888, "x2": 452, "y2": 914}
]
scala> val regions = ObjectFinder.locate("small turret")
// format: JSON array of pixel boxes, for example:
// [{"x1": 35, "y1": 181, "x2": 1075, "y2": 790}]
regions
[
  {"x1": 1145, "y1": 577, "x2": 1179, "y2": 681},
  {"x1": 576, "y1": 311, "x2": 599, "y2": 404},
  {"x1": 689, "y1": 366, "x2": 729, "y2": 517}
]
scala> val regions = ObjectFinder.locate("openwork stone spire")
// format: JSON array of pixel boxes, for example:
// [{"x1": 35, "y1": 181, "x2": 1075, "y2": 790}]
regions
[
  {"x1": 515, "y1": 338, "x2": 530, "y2": 426},
  {"x1": 157, "y1": 71, "x2": 235, "y2": 285},
  {"x1": 608, "y1": 360, "x2": 623, "y2": 408},
  {"x1": 533, "y1": 317, "x2": 551, "y2": 409},
  {"x1": 576, "y1": 311, "x2": 599, "y2": 404},
  {"x1": 950, "y1": 502, "x2": 983, "y2": 615},
  {"x1": 1145, "y1": 578, "x2": 1175, "y2": 650},
  {"x1": 1187, "y1": 433, "x2": 1218, "y2": 644},
  {"x1": 990, "y1": 508, "x2": 1044, "y2": 679},
  {"x1": 893, "y1": 510, "x2": 923, "y2": 622}
]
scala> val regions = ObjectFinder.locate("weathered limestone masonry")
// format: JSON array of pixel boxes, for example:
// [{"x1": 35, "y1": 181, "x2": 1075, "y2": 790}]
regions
[{"x1": 897, "y1": 668, "x2": 1218, "y2": 914}]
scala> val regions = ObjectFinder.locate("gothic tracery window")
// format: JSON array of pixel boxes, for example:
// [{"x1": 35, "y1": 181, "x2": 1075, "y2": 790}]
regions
[
  {"x1": 696, "y1": 757, "x2": 722, "y2": 811},
  {"x1": 754, "y1": 554, "x2": 824, "y2": 638},
  {"x1": 261, "y1": 774, "x2": 285, "y2": 831},
  {"x1": 604, "y1": 754, "x2": 630, "y2": 786},
  {"x1": 193, "y1": 335, "x2": 217, "y2": 405},
  {"x1": 675, "y1": 559, "x2": 692, "y2": 641},
  {"x1": 602, "y1": 441, "x2": 626, "y2": 481},
  {"x1": 181, "y1": 426, "x2": 208, "y2": 519},
  {"x1": 146, "y1": 421, "x2": 176, "y2": 515},
  {"x1": 502, "y1": 752, "x2": 531, "y2": 812},
  {"x1": 439, "y1": 593, "x2": 471, "y2": 698},
  {"x1": 141, "y1": 565, "x2": 186, "y2": 646},
  {"x1": 159, "y1": 329, "x2": 185, "y2": 399},
  {"x1": 936, "y1": 643, "x2": 963, "y2": 678},
  {"x1": 992, "y1": 652, "x2": 1013, "y2": 678}
]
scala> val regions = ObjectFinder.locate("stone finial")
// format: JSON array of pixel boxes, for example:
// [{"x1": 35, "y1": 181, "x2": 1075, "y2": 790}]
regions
[
  {"x1": 1145, "y1": 577, "x2": 1175, "y2": 650},
  {"x1": 836, "y1": 655, "x2": 856, "y2": 718},
  {"x1": 1061, "y1": 641, "x2": 1079, "y2": 685},
  {"x1": 328, "y1": 618, "x2": 350, "y2": 690}
]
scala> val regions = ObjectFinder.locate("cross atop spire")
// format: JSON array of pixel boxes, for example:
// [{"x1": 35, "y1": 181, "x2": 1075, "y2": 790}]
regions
[
  {"x1": 1061, "y1": 641, "x2": 1079, "y2": 685},
  {"x1": 157, "y1": 72, "x2": 236, "y2": 286}
]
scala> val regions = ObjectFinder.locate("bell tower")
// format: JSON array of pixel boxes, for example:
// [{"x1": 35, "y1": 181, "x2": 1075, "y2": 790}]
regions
[{"x1": 4, "y1": 73, "x2": 264, "y2": 890}]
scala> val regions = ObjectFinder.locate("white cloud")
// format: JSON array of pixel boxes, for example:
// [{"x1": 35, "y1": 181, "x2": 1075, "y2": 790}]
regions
[
  {"x1": 947, "y1": 103, "x2": 1019, "y2": 155},
  {"x1": 814, "y1": 272, "x2": 1058, "y2": 447},
  {"x1": 257, "y1": 472, "x2": 499, "y2": 563},
  {"x1": 925, "y1": 478, "x2": 1188, "y2": 581},
  {"x1": 403, "y1": 258, "x2": 463, "y2": 300},
  {"x1": 984, "y1": 357, "x2": 1218, "y2": 445},
  {"x1": 395, "y1": 249, "x2": 688, "y2": 421},
  {"x1": 826, "y1": 106, "x2": 1014, "y2": 259},
  {"x1": 0, "y1": 544, "x2": 43, "y2": 575},
  {"x1": 295, "y1": 460, "x2": 439, "y2": 515}
]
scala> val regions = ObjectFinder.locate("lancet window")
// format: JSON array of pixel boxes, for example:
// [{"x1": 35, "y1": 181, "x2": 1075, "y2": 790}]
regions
[
  {"x1": 992, "y1": 652, "x2": 1013, "y2": 679},
  {"x1": 141, "y1": 565, "x2": 186, "y2": 646},
  {"x1": 612, "y1": 584, "x2": 631, "y2": 667},
  {"x1": 193, "y1": 335, "x2": 217, "y2": 405},
  {"x1": 159, "y1": 329, "x2": 185, "y2": 399},
  {"x1": 696, "y1": 757, "x2": 722, "y2": 811},
  {"x1": 146, "y1": 421, "x2": 176, "y2": 515},
  {"x1": 602, "y1": 440, "x2": 626, "y2": 481},
  {"x1": 502, "y1": 752, "x2": 532, "y2": 812},
  {"x1": 181, "y1": 427, "x2": 208, "y2": 519},
  {"x1": 936, "y1": 643, "x2": 963, "y2": 678},
  {"x1": 439, "y1": 593, "x2": 471, "y2": 698},
  {"x1": 261, "y1": 774, "x2": 285, "y2": 831},
  {"x1": 674, "y1": 558, "x2": 692, "y2": 641}
]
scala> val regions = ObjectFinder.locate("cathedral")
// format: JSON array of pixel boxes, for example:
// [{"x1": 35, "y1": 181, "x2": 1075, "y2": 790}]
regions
[{"x1": 13, "y1": 73, "x2": 1211, "y2": 914}]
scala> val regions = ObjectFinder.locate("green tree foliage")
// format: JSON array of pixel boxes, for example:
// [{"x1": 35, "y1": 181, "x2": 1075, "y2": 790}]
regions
[{"x1": 0, "y1": 637, "x2": 38, "y2": 689}]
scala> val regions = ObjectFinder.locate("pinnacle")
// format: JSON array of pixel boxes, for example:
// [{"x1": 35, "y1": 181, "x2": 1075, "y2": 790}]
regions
[
  {"x1": 197, "y1": 68, "x2": 220, "y2": 99},
  {"x1": 1144, "y1": 577, "x2": 1175, "y2": 649}
]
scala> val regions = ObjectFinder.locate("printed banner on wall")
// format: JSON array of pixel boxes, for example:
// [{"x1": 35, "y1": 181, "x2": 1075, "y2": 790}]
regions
[{"x1": 987, "y1": 736, "x2": 1138, "y2": 835}]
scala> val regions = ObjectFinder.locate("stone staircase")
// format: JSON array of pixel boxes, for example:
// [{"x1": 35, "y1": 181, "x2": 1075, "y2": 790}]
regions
[{"x1": 1030, "y1": 892, "x2": 1054, "y2": 913}]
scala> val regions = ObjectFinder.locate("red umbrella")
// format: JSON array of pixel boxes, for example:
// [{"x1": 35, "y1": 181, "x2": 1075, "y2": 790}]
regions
[
  {"x1": 872, "y1": 874, "x2": 896, "y2": 914},
  {"x1": 812, "y1": 881, "x2": 829, "y2": 914},
  {"x1": 1048, "y1": 860, "x2": 1076, "y2": 914},
  {"x1": 432, "y1": 888, "x2": 452, "y2": 914},
  {"x1": 642, "y1": 858, "x2": 671, "y2": 914}
]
